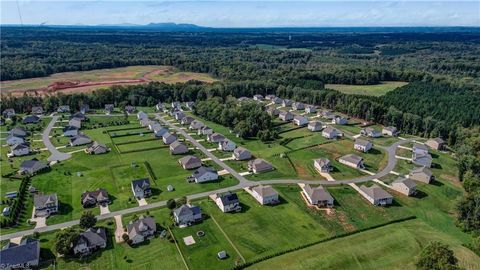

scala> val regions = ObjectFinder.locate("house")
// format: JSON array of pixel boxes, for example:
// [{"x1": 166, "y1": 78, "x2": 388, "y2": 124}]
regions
[
  {"x1": 354, "y1": 139, "x2": 373, "y2": 153},
  {"x1": 124, "y1": 105, "x2": 136, "y2": 114},
  {"x1": 73, "y1": 228, "x2": 107, "y2": 256},
  {"x1": 426, "y1": 138, "x2": 445, "y2": 150},
  {"x1": 153, "y1": 126, "x2": 168, "y2": 138},
  {"x1": 127, "y1": 216, "x2": 157, "y2": 245},
  {"x1": 339, "y1": 154, "x2": 364, "y2": 169},
  {"x1": 140, "y1": 118, "x2": 154, "y2": 128},
  {"x1": 9, "y1": 126, "x2": 28, "y2": 137},
  {"x1": 308, "y1": 121, "x2": 323, "y2": 132},
  {"x1": 171, "y1": 101, "x2": 181, "y2": 109},
  {"x1": 265, "y1": 94, "x2": 276, "y2": 101},
  {"x1": 8, "y1": 143, "x2": 30, "y2": 157},
  {"x1": 292, "y1": 102, "x2": 305, "y2": 111},
  {"x1": 249, "y1": 185, "x2": 279, "y2": 205},
  {"x1": 104, "y1": 104, "x2": 114, "y2": 114},
  {"x1": 69, "y1": 112, "x2": 86, "y2": 121},
  {"x1": 293, "y1": 115, "x2": 308, "y2": 126},
  {"x1": 69, "y1": 117, "x2": 82, "y2": 129},
  {"x1": 19, "y1": 159, "x2": 49, "y2": 175},
  {"x1": 361, "y1": 127, "x2": 382, "y2": 138},
  {"x1": 266, "y1": 107, "x2": 280, "y2": 116},
  {"x1": 314, "y1": 158, "x2": 332, "y2": 173},
  {"x1": 218, "y1": 139, "x2": 236, "y2": 151},
  {"x1": 63, "y1": 125, "x2": 79, "y2": 137},
  {"x1": 197, "y1": 126, "x2": 213, "y2": 136},
  {"x1": 178, "y1": 155, "x2": 202, "y2": 169},
  {"x1": 409, "y1": 167, "x2": 434, "y2": 184},
  {"x1": 31, "y1": 106, "x2": 43, "y2": 115},
  {"x1": 22, "y1": 115, "x2": 40, "y2": 124},
  {"x1": 0, "y1": 238, "x2": 40, "y2": 269},
  {"x1": 207, "y1": 133, "x2": 226, "y2": 143},
  {"x1": 137, "y1": 111, "x2": 148, "y2": 120},
  {"x1": 359, "y1": 184, "x2": 393, "y2": 206},
  {"x1": 174, "y1": 111, "x2": 185, "y2": 121},
  {"x1": 412, "y1": 152, "x2": 433, "y2": 168},
  {"x1": 2, "y1": 108, "x2": 15, "y2": 118},
  {"x1": 57, "y1": 105, "x2": 71, "y2": 113},
  {"x1": 162, "y1": 132, "x2": 177, "y2": 145},
  {"x1": 81, "y1": 188, "x2": 110, "y2": 207},
  {"x1": 85, "y1": 141, "x2": 110, "y2": 155},
  {"x1": 131, "y1": 178, "x2": 152, "y2": 199},
  {"x1": 332, "y1": 116, "x2": 348, "y2": 125},
  {"x1": 392, "y1": 178, "x2": 417, "y2": 196},
  {"x1": 170, "y1": 140, "x2": 189, "y2": 154},
  {"x1": 168, "y1": 107, "x2": 181, "y2": 116},
  {"x1": 282, "y1": 99, "x2": 293, "y2": 107},
  {"x1": 248, "y1": 159, "x2": 274, "y2": 173},
  {"x1": 33, "y1": 193, "x2": 58, "y2": 217},
  {"x1": 80, "y1": 105, "x2": 90, "y2": 114},
  {"x1": 214, "y1": 192, "x2": 241, "y2": 213},
  {"x1": 322, "y1": 126, "x2": 338, "y2": 139},
  {"x1": 6, "y1": 135, "x2": 25, "y2": 146},
  {"x1": 70, "y1": 134, "x2": 92, "y2": 146},
  {"x1": 189, "y1": 120, "x2": 205, "y2": 130},
  {"x1": 148, "y1": 122, "x2": 162, "y2": 131},
  {"x1": 192, "y1": 166, "x2": 218, "y2": 183},
  {"x1": 301, "y1": 184, "x2": 334, "y2": 207},
  {"x1": 155, "y1": 102, "x2": 163, "y2": 111},
  {"x1": 279, "y1": 111, "x2": 294, "y2": 122},
  {"x1": 173, "y1": 204, "x2": 202, "y2": 226},
  {"x1": 233, "y1": 147, "x2": 252, "y2": 160},
  {"x1": 273, "y1": 97, "x2": 283, "y2": 104},
  {"x1": 253, "y1": 94, "x2": 264, "y2": 101},
  {"x1": 185, "y1": 101, "x2": 195, "y2": 110},
  {"x1": 181, "y1": 116, "x2": 195, "y2": 125},
  {"x1": 305, "y1": 105, "x2": 317, "y2": 114},
  {"x1": 382, "y1": 126, "x2": 399, "y2": 137},
  {"x1": 413, "y1": 143, "x2": 429, "y2": 155}
]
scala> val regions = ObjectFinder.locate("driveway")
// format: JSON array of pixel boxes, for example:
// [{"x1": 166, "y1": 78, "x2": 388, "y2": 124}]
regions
[
  {"x1": 137, "y1": 198, "x2": 148, "y2": 206},
  {"x1": 100, "y1": 204, "x2": 110, "y2": 215},
  {"x1": 43, "y1": 116, "x2": 71, "y2": 162},
  {"x1": 114, "y1": 215, "x2": 125, "y2": 243}
]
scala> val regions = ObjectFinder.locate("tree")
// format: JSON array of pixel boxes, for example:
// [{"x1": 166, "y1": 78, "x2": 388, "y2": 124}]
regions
[
  {"x1": 54, "y1": 228, "x2": 79, "y2": 255},
  {"x1": 176, "y1": 196, "x2": 187, "y2": 206},
  {"x1": 416, "y1": 241, "x2": 460, "y2": 270},
  {"x1": 79, "y1": 211, "x2": 97, "y2": 229},
  {"x1": 167, "y1": 199, "x2": 176, "y2": 210}
]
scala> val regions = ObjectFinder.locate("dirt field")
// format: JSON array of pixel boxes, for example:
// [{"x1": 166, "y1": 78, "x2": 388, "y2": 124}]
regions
[{"x1": 1, "y1": 65, "x2": 218, "y2": 96}]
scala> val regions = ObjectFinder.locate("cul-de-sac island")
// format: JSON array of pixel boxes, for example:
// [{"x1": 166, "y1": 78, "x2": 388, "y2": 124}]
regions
[{"x1": 0, "y1": 25, "x2": 479, "y2": 270}]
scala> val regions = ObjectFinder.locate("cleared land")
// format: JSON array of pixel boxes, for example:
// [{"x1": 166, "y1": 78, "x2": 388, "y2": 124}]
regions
[
  {"x1": 325, "y1": 81, "x2": 408, "y2": 96},
  {"x1": 1, "y1": 65, "x2": 217, "y2": 96}
]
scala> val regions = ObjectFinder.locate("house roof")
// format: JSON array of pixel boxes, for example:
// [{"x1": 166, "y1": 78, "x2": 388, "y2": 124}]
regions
[
  {"x1": 393, "y1": 178, "x2": 417, "y2": 189},
  {"x1": 413, "y1": 152, "x2": 432, "y2": 162},
  {"x1": 248, "y1": 159, "x2": 273, "y2": 171},
  {"x1": 209, "y1": 133, "x2": 226, "y2": 141},
  {"x1": 20, "y1": 159, "x2": 47, "y2": 171},
  {"x1": 162, "y1": 132, "x2": 176, "y2": 140},
  {"x1": 63, "y1": 125, "x2": 79, "y2": 132},
  {"x1": 11, "y1": 143, "x2": 30, "y2": 151},
  {"x1": 127, "y1": 216, "x2": 156, "y2": 237},
  {"x1": 279, "y1": 111, "x2": 292, "y2": 117},
  {"x1": 76, "y1": 228, "x2": 107, "y2": 248},
  {"x1": 81, "y1": 189, "x2": 109, "y2": 204},
  {"x1": 360, "y1": 184, "x2": 393, "y2": 200},
  {"x1": 314, "y1": 158, "x2": 331, "y2": 167},
  {"x1": 410, "y1": 166, "x2": 432, "y2": 177},
  {"x1": 190, "y1": 120, "x2": 205, "y2": 129},
  {"x1": 179, "y1": 155, "x2": 201, "y2": 166},
  {"x1": 322, "y1": 126, "x2": 337, "y2": 134},
  {"x1": 308, "y1": 121, "x2": 322, "y2": 127},
  {"x1": 383, "y1": 126, "x2": 397, "y2": 132},
  {"x1": 303, "y1": 184, "x2": 333, "y2": 202},
  {"x1": 218, "y1": 192, "x2": 239, "y2": 205},
  {"x1": 173, "y1": 204, "x2": 201, "y2": 217},
  {"x1": 0, "y1": 238, "x2": 39, "y2": 266},
  {"x1": 252, "y1": 185, "x2": 278, "y2": 198},
  {"x1": 23, "y1": 115, "x2": 40, "y2": 123},
  {"x1": 428, "y1": 137, "x2": 444, "y2": 144},
  {"x1": 131, "y1": 178, "x2": 151, "y2": 190},
  {"x1": 294, "y1": 115, "x2": 308, "y2": 122},
  {"x1": 69, "y1": 112, "x2": 86, "y2": 120},
  {"x1": 10, "y1": 126, "x2": 27, "y2": 137},
  {"x1": 340, "y1": 154, "x2": 363, "y2": 165},
  {"x1": 220, "y1": 139, "x2": 235, "y2": 147},
  {"x1": 193, "y1": 166, "x2": 217, "y2": 178},
  {"x1": 355, "y1": 139, "x2": 372, "y2": 147},
  {"x1": 34, "y1": 193, "x2": 58, "y2": 209},
  {"x1": 234, "y1": 147, "x2": 250, "y2": 156},
  {"x1": 71, "y1": 134, "x2": 92, "y2": 143},
  {"x1": 413, "y1": 143, "x2": 428, "y2": 151},
  {"x1": 170, "y1": 140, "x2": 186, "y2": 149}
]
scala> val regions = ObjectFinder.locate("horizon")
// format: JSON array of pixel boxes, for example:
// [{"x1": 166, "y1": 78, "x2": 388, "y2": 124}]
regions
[{"x1": 2, "y1": 1, "x2": 479, "y2": 28}]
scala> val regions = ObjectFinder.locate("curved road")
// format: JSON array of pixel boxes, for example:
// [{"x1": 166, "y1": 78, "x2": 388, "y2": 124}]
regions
[
  {"x1": 43, "y1": 115, "x2": 71, "y2": 162},
  {"x1": 0, "y1": 115, "x2": 410, "y2": 241}
]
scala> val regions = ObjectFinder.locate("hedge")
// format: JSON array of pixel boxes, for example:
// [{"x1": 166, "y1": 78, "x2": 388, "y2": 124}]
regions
[
  {"x1": 0, "y1": 177, "x2": 31, "y2": 228},
  {"x1": 106, "y1": 126, "x2": 145, "y2": 133},
  {"x1": 144, "y1": 161, "x2": 157, "y2": 184},
  {"x1": 231, "y1": 216, "x2": 417, "y2": 270}
]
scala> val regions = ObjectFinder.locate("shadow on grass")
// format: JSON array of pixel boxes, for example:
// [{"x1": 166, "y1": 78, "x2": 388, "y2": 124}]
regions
[
  {"x1": 413, "y1": 190, "x2": 428, "y2": 199},
  {"x1": 57, "y1": 201, "x2": 74, "y2": 216},
  {"x1": 430, "y1": 179, "x2": 444, "y2": 187}
]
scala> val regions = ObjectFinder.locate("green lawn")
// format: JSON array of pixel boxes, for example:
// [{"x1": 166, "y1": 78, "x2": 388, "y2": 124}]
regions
[{"x1": 325, "y1": 81, "x2": 408, "y2": 96}]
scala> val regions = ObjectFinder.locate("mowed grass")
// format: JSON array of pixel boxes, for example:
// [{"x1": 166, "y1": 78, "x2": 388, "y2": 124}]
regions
[{"x1": 325, "y1": 81, "x2": 408, "y2": 96}]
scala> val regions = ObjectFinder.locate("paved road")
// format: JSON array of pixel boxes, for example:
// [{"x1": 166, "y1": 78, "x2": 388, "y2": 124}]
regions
[
  {"x1": 43, "y1": 116, "x2": 71, "y2": 162},
  {"x1": 0, "y1": 116, "x2": 411, "y2": 241}
]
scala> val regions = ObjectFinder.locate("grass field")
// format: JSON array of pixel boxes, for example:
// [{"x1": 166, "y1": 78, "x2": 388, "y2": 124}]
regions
[{"x1": 325, "y1": 81, "x2": 408, "y2": 96}]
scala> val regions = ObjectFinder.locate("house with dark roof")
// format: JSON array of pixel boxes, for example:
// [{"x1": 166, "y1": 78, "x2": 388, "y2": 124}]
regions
[
  {"x1": 69, "y1": 118, "x2": 82, "y2": 129},
  {"x1": 248, "y1": 159, "x2": 274, "y2": 173},
  {"x1": 124, "y1": 105, "x2": 136, "y2": 114},
  {"x1": 412, "y1": 152, "x2": 433, "y2": 168},
  {"x1": 181, "y1": 116, "x2": 195, "y2": 125},
  {"x1": 197, "y1": 126, "x2": 213, "y2": 136},
  {"x1": 185, "y1": 101, "x2": 195, "y2": 110},
  {"x1": 426, "y1": 138, "x2": 445, "y2": 150},
  {"x1": 170, "y1": 140, "x2": 189, "y2": 155},
  {"x1": 81, "y1": 189, "x2": 110, "y2": 207},
  {"x1": 80, "y1": 104, "x2": 90, "y2": 114},
  {"x1": 2, "y1": 108, "x2": 15, "y2": 118},
  {"x1": 322, "y1": 126, "x2": 338, "y2": 139},
  {"x1": 192, "y1": 167, "x2": 218, "y2": 183},
  {"x1": 332, "y1": 116, "x2": 348, "y2": 125},
  {"x1": 359, "y1": 184, "x2": 393, "y2": 206},
  {"x1": 292, "y1": 102, "x2": 305, "y2": 111},
  {"x1": 361, "y1": 127, "x2": 382, "y2": 138},
  {"x1": 314, "y1": 158, "x2": 332, "y2": 173},
  {"x1": 207, "y1": 133, "x2": 226, "y2": 143},
  {"x1": 392, "y1": 178, "x2": 417, "y2": 196},
  {"x1": 173, "y1": 204, "x2": 202, "y2": 227},
  {"x1": 266, "y1": 107, "x2": 280, "y2": 117},
  {"x1": 0, "y1": 238, "x2": 40, "y2": 269},
  {"x1": 73, "y1": 228, "x2": 107, "y2": 256},
  {"x1": 308, "y1": 121, "x2": 323, "y2": 132},
  {"x1": 253, "y1": 94, "x2": 264, "y2": 101},
  {"x1": 162, "y1": 132, "x2": 177, "y2": 145},
  {"x1": 305, "y1": 105, "x2": 317, "y2": 114},
  {"x1": 354, "y1": 139, "x2": 373, "y2": 153},
  {"x1": 85, "y1": 141, "x2": 110, "y2": 155},
  {"x1": 279, "y1": 111, "x2": 294, "y2": 122},
  {"x1": 6, "y1": 135, "x2": 25, "y2": 146},
  {"x1": 171, "y1": 101, "x2": 182, "y2": 109},
  {"x1": 148, "y1": 122, "x2": 161, "y2": 131},
  {"x1": 19, "y1": 159, "x2": 49, "y2": 175},
  {"x1": 9, "y1": 126, "x2": 28, "y2": 138},
  {"x1": 282, "y1": 99, "x2": 293, "y2": 107},
  {"x1": 155, "y1": 102, "x2": 163, "y2": 111},
  {"x1": 140, "y1": 118, "x2": 154, "y2": 128},
  {"x1": 69, "y1": 112, "x2": 86, "y2": 121},
  {"x1": 214, "y1": 192, "x2": 241, "y2": 213},
  {"x1": 22, "y1": 115, "x2": 40, "y2": 124},
  {"x1": 409, "y1": 167, "x2": 434, "y2": 184},
  {"x1": 189, "y1": 120, "x2": 205, "y2": 130},
  {"x1": 265, "y1": 94, "x2": 276, "y2": 101},
  {"x1": 339, "y1": 154, "x2": 364, "y2": 169},
  {"x1": 273, "y1": 97, "x2": 283, "y2": 104},
  {"x1": 412, "y1": 143, "x2": 429, "y2": 155},
  {"x1": 127, "y1": 216, "x2": 157, "y2": 245},
  {"x1": 178, "y1": 155, "x2": 202, "y2": 169},
  {"x1": 301, "y1": 184, "x2": 334, "y2": 207},
  {"x1": 104, "y1": 104, "x2": 114, "y2": 114},
  {"x1": 233, "y1": 147, "x2": 252, "y2": 161},
  {"x1": 33, "y1": 193, "x2": 58, "y2": 217},
  {"x1": 70, "y1": 134, "x2": 92, "y2": 146},
  {"x1": 218, "y1": 139, "x2": 236, "y2": 151},
  {"x1": 8, "y1": 142, "x2": 30, "y2": 157},
  {"x1": 293, "y1": 115, "x2": 308, "y2": 126},
  {"x1": 249, "y1": 185, "x2": 279, "y2": 205},
  {"x1": 131, "y1": 178, "x2": 152, "y2": 199},
  {"x1": 174, "y1": 111, "x2": 186, "y2": 121},
  {"x1": 382, "y1": 126, "x2": 399, "y2": 137},
  {"x1": 31, "y1": 106, "x2": 44, "y2": 115},
  {"x1": 63, "y1": 125, "x2": 79, "y2": 137},
  {"x1": 154, "y1": 126, "x2": 169, "y2": 138}
]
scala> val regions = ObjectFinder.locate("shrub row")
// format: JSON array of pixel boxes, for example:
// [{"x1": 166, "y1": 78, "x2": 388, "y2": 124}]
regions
[
  {"x1": 231, "y1": 216, "x2": 417, "y2": 270},
  {"x1": 0, "y1": 177, "x2": 31, "y2": 228},
  {"x1": 110, "y1": 131, "x2": 153, "y2": 138},
  {"x1": 106, "y1": 126, "x2": 144, "y2": 133},
  {"x1": 144, "y1": 161, "x2": 157, "y2": 183}
]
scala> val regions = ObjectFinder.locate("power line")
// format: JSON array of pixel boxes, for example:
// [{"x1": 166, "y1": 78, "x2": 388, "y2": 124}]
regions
[{"x1": 16, "y1": 0, "x2": 24, "y2": 26}]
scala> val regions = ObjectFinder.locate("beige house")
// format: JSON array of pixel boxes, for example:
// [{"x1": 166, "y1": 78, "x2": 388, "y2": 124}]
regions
[
  {"x1": 339, "y1": 154, "x2": 364, "y2": 169},
  {"x1": 248, "y1": 159, "x2": 274, "y2": 173},
  {"x1": 425, "y1": 138, "x2": 445, "y2": 150},
  {"x1": 314, "y1": 158, "x2": 332, "y2": 173},
  {"x1": 409, "y1": 167, "x2": 434, "y2": 183},
  {"x1": 301, "y1": 184, "x2": 334, "y2": 207},
  {"x1": 249, "y1": 185, "x2": 279, "y2": 205},
  {"x1": 359, "y1": 184, "x2": 393, "y2": 206},
  {"x1": 391, "y1": 178, "x2": 417, "y2": 196},
  {"x1": 178, "y1": 155, "x2": 202, "y2": 169}
]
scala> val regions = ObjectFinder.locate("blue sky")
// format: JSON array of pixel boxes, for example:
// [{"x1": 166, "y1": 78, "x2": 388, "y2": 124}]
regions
[{"x1": 1, "y1": 1, "x2": 479, "y2": 27}]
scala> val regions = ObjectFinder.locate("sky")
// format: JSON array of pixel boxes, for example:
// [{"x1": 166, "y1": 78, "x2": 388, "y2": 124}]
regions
[{"x1": 1, "y1": 0, "x2": 479, "y2": 27}]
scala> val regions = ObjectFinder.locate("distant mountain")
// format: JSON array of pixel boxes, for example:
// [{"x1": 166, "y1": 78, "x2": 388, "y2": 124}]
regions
[{"x1": 144, "y1": 22, "x2": 205, "y2": 29}]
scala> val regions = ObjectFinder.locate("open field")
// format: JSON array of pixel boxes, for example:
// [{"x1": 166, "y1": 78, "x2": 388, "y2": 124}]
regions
[
  {"x1": 1, "y1": 65, "x2": 217, "y2": 96},
  {"x1": 325, "y1": 81, "x2": 408, "y2": 96}
]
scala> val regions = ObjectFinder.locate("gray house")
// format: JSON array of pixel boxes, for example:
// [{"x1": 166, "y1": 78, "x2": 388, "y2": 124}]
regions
[
  {"x1": 339, "y1": 154, "x2": 364, "y2": 169},
  {"x1": 33, "y1": 193, "x2": 58, "y2": 217},
  {"x1": 70, "y1": 134, "x2": 92, "y2": 146},
  {"x1": 69, "y1": 112, "x2": 86, "y2": 121},
  {"x1": 2, "y1": 108, "x2": 15, "y2": 118},
  {"x1": 0, "y1": 238, "x2": 40, "y2": 269},
  {"x1": 22, "y1": 115, "x2": 40, "y2": 124},
  {"x1": 292, "y1": 102, "x2": 305, "y2": 111},
  {"x1": 19, "y1": 159, "x2": 49, "y2": 175},
  {"x1": 189, "y1": 120, "x2": 205, "y2": 130},
  {"x1": 6, "y1": 135, "x2": 25, "y2": 146},
  {"x1": 104, "y1": 104, "x2": 114, "y2": 114},
  {"x1": 233, "y1": 147, "x2": 252, "y2": 161},
  {"x1": 154, "y1": 126, "x2": 169, "y2": 138},
  {"x1": 8, "y1": 143, "x2": 30, "y2": 157},
  {"x1": 392, "y1": 178, "x2": 417, "y2": 196},
  {"x1": 63, "y1": 125, "x2": 79, "y2": 137},
  {"x1": 248, "y1": 159, "x2": 274, "y2": 173},
  {"x1": 127, "y1": 216, "x2": 157, "y2": 245},
  {"x1": 207, "y1": 133, "x2": 226, "y2": 143},
  {"x1": 162, "y1": 132, "x2": 177, "y2": 145},
  {"x1": 31, "y1": 106, "x2": 43, "y2": 115},
  {"x1": 192, "y1": 166, "x2": 219, "y2": 183},
  {"x1": 197, "y1": 126, "x2": 213, "y2": 136},
  {"x1": 214, "y1": 192, "x2": 242, "y2": 213},
  {"x1": 305, "y1": 105, "x2": 317, "y2": 114},
  {"x1": 181, "y1": 116, "x2": 195, "y2": 125},
  {"x1": 178, "y1": 155, "x2": 202, "y2": 169},
  {"x1": 81, "y1": 188, "x2": 110, "y2": 207},
  {"x1": 131, "y1": 178, "x2": 152, "y2": 199},
  {"x1": 308, "y1": 121, "x2": 323, "y2": 132},
  {"x1": 413, "y1": 143, "x2": 429, "y2": 155},
  {"x1": 409, "y1": 167, "x2": 434, "y2": 184},
  {"x1": 266, "y1": 107, "x2": 280, "y2": 116},
  {"x1": 361, "y1": 127, "x2": 382, "y2": 138},
  {"x1": 301, "y1": 184, "x2": 334, "y2": 207},
  {"x1": 322, "y1": 126, "x2": 338, "y2": 139},
  {"x1": 9, "y1": 126, "x2": 28, "y2": 138},
  {"x1": 282, "y1": 99, "x2": 293, "y2": 107},
  {"x1": 359, "y1": 184, "x2": 393, "y2": 206},
  {"x1": 69, "y1": 118, "x2": 82, "y2": 129},
  {"x1": 73, "y1": 228, "x2": 107, "y2": 256},
  {"x1": 173, "y1": 204, "x2": 202, "y2": 227},
  {"x1": 170, "y1": 140, "x2": 189, "y2": 155},
  {"x1": 412, "y1": 152, "x2": 433, "y2": 168},
  {"x1": 85, "y1": 141, "x2": 110, "y2": 155},
  {"x1": 279, "y1": 111, "x2": 294, "y2": 122},
  {"x1": 382, "y1": 126, "x2": 399, "y2": 137},
  {"x1": 249, "y1": 185, "x2": 279, "y2": 205}
]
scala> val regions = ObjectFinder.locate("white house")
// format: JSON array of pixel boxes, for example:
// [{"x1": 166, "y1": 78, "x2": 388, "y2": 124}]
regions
[
  {"x1": 301, "y1": 184, "x2": 334, "y2": 207},
  {"x1": 249, "y1": 185, "x2": 279, "y2": 205},
  {"x1": 361, "y1": 128, "x2": 382, "y2": 138},
  {"x1": 354, "y1": 139, "x2": 373, "y2": 153},
  {"x1": 322, "y1": 126, "x2": 338, "y2": 139},
  {"x1": 213, "y1": 192, "x2": 241, "y2": 213},
  {"x1": 308, "y1": 121, "x2": 323, "y2": 132},
  {"x1": 382, "y1": 126, "x2": 399, "y2": 137},
  {"x1": 218, "y1": 139, "x2": 236, "y2": 151},
  {"x1": 339, "y1": 154, "x2": 364, "y2": 169},
  {"x1": 193, "y1": 167, "x2": 218, "y2": 183},
  {"x1": 391, "y1": 178, "x2": 417, "y2": 196},
  {"x1": 8, "y1": 143, "x2": 30, "y2": 157}
]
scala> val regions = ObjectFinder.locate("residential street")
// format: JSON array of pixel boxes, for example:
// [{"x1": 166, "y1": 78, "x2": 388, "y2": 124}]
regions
[{"x1": 43, "y1": 116, "x2": 71, "y2": 162}]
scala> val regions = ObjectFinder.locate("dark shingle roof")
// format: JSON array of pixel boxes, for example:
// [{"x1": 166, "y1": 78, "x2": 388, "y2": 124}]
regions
[{"x1": 0, "y1": 238, "x2": 40, "y2": 266}]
